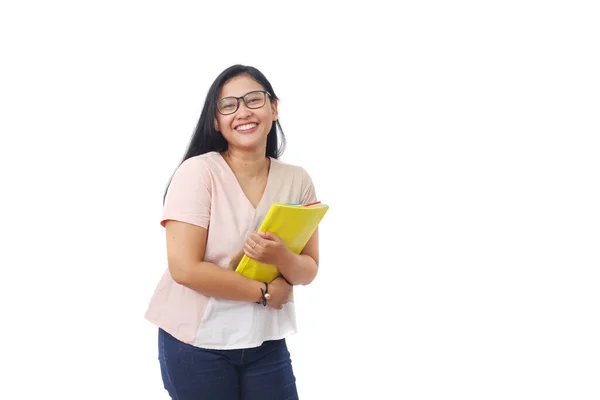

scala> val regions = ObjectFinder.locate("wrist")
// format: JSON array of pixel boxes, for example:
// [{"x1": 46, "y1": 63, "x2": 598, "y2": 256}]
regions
[
  {"x1": 278, "y1": 248, "x2": 297, "y2": 271},
  {"x1": 255, "y1": 281, "x2": 270, "y2": 306},
  {"x1": 246, "y1": 279, "x2": 264, "y2": 303}
]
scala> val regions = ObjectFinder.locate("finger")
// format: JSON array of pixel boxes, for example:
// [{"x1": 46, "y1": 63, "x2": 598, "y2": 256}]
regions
[
  {"x1": 249, "y1": 232, "x2": 263, "y2": 245},
  {"x1": 246, "y1": 234, "x2": 258, "y2": 246},
  {"x1": 254, "y1": 232, "x2": 276, "y2": 245},
  {"x1": 245, "y1": 238, "x2": 260, "y2": 251},
  {"x1": 243, "y1": 243, "x2": 259, "y2": 259},
  {"x1": 258, "y1": 231, "x2": 272, "y2": 240},
  {"x1": 258, "y1": 231, "x2": 280, "y2": 243}
]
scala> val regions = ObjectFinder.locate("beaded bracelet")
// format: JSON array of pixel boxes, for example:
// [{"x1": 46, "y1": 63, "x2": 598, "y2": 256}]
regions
[{"x1": 255, "y1": 282, "x2": 270, "y2": 306}]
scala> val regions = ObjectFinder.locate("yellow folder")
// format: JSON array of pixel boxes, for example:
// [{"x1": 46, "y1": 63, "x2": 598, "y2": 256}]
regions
[{"x1": 235, "y1": 201, "x2": 329, "y2": 283}]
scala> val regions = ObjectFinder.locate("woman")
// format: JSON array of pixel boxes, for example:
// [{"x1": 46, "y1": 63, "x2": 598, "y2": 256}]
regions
[{"x1": 145, "y1": 64, "x2": 320, "y2": 400}]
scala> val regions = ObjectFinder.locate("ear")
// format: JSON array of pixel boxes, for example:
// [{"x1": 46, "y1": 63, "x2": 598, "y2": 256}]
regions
[
  {"x1": 271, "y1": 98, "x2": 278, "y2": 121},
  {"x1": 214, "y1": 118, "x2": 220, "y2": 132}
]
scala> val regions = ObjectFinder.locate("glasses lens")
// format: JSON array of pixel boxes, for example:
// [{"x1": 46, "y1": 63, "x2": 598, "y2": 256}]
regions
[
  {"x1": 244, "y1": 92, "x2": 266, "y2": 109},
  {"x1": 218, "y1": 98, "x2": 238, "y2": 114}
]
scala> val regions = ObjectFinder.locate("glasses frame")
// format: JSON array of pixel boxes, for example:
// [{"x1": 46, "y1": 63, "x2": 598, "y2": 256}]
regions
[{"x1": 216, "y1": 90, "x2": 272, "y2": 115}]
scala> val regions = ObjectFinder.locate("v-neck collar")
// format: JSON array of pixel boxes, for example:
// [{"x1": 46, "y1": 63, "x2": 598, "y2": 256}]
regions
[{"x1": 217, "y1": 152, "x2": 275, "y2": 211}]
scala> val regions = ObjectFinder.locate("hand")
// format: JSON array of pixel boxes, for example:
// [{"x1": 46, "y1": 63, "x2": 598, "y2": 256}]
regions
[
  {"x1": 244, "y1": 231, "x2": 291, "y2": 267},
  {"x1": 266, "y1": 276, "x2": 293, "y2": 310}
]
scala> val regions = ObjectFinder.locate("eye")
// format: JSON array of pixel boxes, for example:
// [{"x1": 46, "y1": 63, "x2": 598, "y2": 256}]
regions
[
  {"x1": 245, "y1": 92, "x2": 264, "y2": 105},
  {"x1": 219, "y1": 98, "x2": 237, "y2": 111}
]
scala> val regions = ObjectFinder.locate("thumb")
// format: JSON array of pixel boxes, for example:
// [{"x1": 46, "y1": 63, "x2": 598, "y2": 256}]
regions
[{"x1": 258, "y1": 231, "x2": 275, "y2": 240}]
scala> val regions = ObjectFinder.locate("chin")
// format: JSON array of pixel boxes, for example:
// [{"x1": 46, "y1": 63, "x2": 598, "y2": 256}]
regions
[{"x1": 233, "y1": 132, "x2": 267, "y2": 143}]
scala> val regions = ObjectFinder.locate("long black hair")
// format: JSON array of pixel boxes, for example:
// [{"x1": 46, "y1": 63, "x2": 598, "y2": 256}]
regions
[{"x1": 163, "y1": 65, "x2": 286, "y2": 202}]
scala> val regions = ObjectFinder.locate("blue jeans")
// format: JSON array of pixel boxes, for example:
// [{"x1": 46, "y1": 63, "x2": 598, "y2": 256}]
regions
[{"x1": 158, "y1": 328, "x2": 299, "y2": 400}]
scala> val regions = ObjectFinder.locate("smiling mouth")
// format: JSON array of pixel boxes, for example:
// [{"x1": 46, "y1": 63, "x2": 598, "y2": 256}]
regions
[{"x1": 235, "y1": 123, "x2": 258, "y2": 132}]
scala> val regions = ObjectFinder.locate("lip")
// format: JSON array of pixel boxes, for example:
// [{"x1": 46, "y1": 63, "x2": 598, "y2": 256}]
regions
[
  {"x1": 234, "y1": 122, "x2": 259, "y2": 133},
  {"x1": 234, "y1": 121, "x2": 259, "y2": 129}
]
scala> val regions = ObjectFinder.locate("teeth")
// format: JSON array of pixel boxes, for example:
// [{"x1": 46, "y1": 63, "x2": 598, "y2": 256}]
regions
[{"x1": 236, "y1": 123, "x2": 257, "y2": 131}]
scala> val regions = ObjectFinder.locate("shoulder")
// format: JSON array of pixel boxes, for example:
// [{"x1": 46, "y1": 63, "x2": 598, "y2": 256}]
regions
[
  {"x1": 178, "y1": 151, "x2": 222, "y2": 171},
  {"x1": 271, "y1": 158, "x2": 313, "y2": 182},
  {"x1": 173, "y1": 152, "x2": 222, "y2": 180},
  {"x1": 271, "y1": 158, "x2": 317, "y2": 203}
]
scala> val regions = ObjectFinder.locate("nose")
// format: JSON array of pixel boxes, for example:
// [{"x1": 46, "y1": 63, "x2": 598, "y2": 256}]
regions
[{"x1": 236, "y1": 101, "x2": 252, "y2": 118}]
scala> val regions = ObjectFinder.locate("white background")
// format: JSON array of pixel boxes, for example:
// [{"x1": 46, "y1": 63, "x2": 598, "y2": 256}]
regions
[{"x1": 1, "y1": 1, "x2": 599, "y2": 399}]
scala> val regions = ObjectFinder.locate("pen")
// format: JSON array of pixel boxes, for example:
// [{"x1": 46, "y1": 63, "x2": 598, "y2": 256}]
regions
[{"x1": 302, "y1": 201, "x2": 321, "y2": 207}]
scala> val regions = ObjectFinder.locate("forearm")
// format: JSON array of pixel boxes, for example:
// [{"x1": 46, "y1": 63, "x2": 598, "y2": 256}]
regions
[
  {"x1": 277, "y1": 252, "x2": 318, "y2": 285},
  {"x1": 172, "y1": 261, "x2": 264, "y2": 302}
]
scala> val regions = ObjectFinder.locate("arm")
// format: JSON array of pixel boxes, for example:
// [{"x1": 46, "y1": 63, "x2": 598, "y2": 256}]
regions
[
  {"x1": 241, "y1": 166, "x2": 321, "y2": 286},
  {"x1": 278, "y1": 228, "x2": 319, "y2": 285},
  {"x1": 166, "y1": 219, "x2": 266, "y2": 302},
  {"x1": 246, "y1": 228, "x2": 320, "y2": 286},
  {"x1": 162, "y1": 159, "x2": 292, "y2": 306}
]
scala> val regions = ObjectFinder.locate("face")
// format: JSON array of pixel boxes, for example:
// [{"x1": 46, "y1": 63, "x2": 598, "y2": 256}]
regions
[{"x1": 214, "y1": 74, "x2": 278, "y2": 153}]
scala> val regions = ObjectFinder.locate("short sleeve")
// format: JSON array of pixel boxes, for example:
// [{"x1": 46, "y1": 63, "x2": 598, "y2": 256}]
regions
[
  {"x1": 160, "y1": 158, "x2": 212, "y2": 228},
  {"x1": 300, "y1": 167, "x2": 318, "y2": 204}
]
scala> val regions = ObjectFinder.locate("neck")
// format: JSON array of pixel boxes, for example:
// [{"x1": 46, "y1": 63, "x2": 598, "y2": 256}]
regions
[{"x1": 222, "y1": 148, "x2": 270, "y2": 178}]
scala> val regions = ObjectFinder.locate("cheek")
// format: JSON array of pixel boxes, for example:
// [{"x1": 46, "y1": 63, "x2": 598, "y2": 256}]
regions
[
  {"x1": 216, "y1": 115, "x2": 232, "y2": 131},
  {"x1": 258, "y1": 109, "x2": 274, "y2": 123}
]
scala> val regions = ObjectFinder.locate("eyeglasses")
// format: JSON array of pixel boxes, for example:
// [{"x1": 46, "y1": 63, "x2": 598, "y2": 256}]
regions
[{"x1": 217, "y1": 90, "x2": 271, "y2": 115}]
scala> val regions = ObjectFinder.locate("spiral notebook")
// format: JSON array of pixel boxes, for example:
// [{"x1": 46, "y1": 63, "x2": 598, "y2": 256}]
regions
[{"x1": 234, "y1": 201, "x2": 329, "y2": 283}]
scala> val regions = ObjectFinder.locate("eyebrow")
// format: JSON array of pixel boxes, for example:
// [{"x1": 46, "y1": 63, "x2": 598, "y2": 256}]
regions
[{"x1": 219, "y1": 89, "x2": 265, "y2": 99}]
